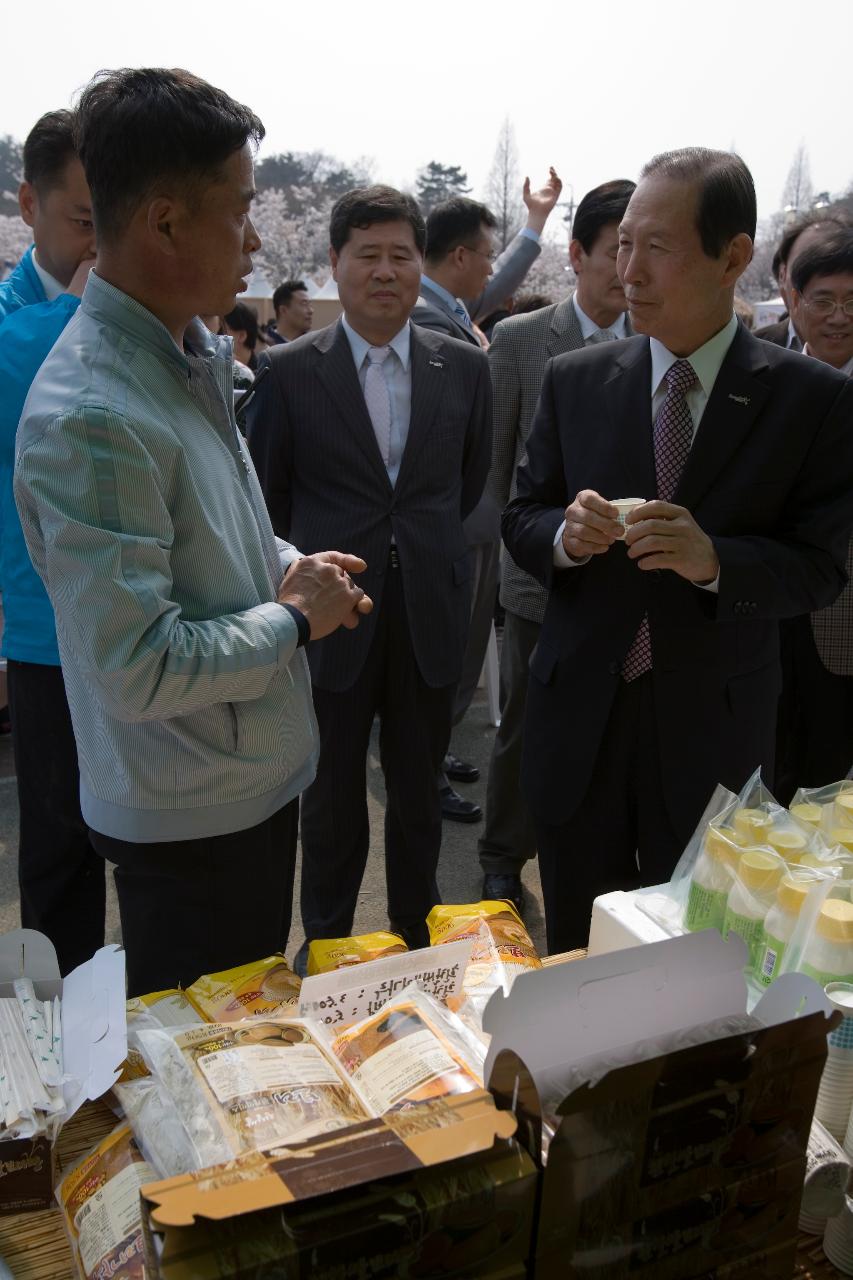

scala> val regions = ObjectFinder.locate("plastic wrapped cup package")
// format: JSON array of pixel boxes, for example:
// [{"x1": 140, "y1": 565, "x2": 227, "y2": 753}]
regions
[
  {"x1": 816, "y1": 984, "x2": 853, "y2": 1144},
  {"x1": 824, "y1": 1195, "x2": 853, "y2": 1274},
  {"x1": 609, "y1": 497, "x2": 645, "y2": 539},
  {"x1": 798, "y1": 1117, "x2": 850, "y2": 1235}
]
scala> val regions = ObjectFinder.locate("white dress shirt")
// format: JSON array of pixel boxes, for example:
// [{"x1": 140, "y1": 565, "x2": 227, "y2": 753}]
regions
[
  {"x1": 553, "y1": 314, "x2": 739, "y2": 592},
  {"x1": 341, "y1": 315, "x2": 412, "y2": 488},
  {"x1": 31, "y1": 250, "x2": 66, "y2": 302},
  {"x1": 572, "y1": 293, "x2": 628, "y2": 342}
]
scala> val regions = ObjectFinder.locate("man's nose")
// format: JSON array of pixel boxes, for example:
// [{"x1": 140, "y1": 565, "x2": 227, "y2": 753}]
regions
[{"x1": 245, "y1": 215, "x2": 261, "y2": 254}]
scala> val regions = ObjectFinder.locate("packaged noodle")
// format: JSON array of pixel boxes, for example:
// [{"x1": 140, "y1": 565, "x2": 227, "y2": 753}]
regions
[
  {"x1": 427, "y1": 900, "x2": 540, "y2": 1017},
  {"x1": 57, "y1": 1123, "x2": 152, "y2": 1280},
  {"x1": 307, "y1": 931, "x2": 408, "y2": 976},
  {"x1": 137, "y1": 1018, "x2": 368, "y2": 1169},
  {"x1": 116, "y1": 989, "x2": 204, "y2": 1085},
  {"x1": 326, "y1": 988, "x2": 484, "y2": 1114},
  {"x1": 184, "y1": 955, "x2": 301, "y2": 1021}
]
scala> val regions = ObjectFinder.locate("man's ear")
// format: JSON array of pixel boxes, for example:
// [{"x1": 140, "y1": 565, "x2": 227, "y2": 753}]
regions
[
  {"x1": 568, "y1": 238, "x2": 584, "y2": 277},
  {"x1": 146, "y1": 196, "x2": 182, "y2": 256},
  {"x1": 723, "y1": 233, "x2": 754, "y2": 286},
  {"x1": 18, "y1": 181, "x2": 37, "y2": 229}
]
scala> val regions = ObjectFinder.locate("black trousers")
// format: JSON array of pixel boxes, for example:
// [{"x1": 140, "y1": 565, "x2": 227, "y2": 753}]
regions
[
  {"x1": 7, "y1": 659, "x2": 104, "y2": 975},
  {"x1": 89, "y1": 800, "x2": 298, "y2": 997},
  {"x1": 300, "y1": 560, "x2": 455, "y2": 950},
  {"x1": 478, "y1": 610, "x2": 540, "y2": 875},
  {"x1": 451, "y1": 539, "x2": 501, "y2": 726},
  {"x1": 775, "y1": 616, "x2": 853, "y2": 804},
  {"x1": 535, "y1": 673, "x2": 685, "y2": 954}
]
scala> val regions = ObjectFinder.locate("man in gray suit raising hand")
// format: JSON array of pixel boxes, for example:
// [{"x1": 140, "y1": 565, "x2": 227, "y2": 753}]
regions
[{"x1": 478, "y1": 179, "x2": 636, "y2": 910}]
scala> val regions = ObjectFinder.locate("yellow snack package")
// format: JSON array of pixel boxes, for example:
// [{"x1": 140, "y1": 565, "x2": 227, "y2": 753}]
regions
[
  {"x1": 56, "y1": 1123, "x2": 153, "y2": 1280},
  {"x1": 327, "y1": 989, "x2": 483, "y2": 1114},
  {"x1": 427, "y1": 900, "x2": 541, "y2": 1018},
  {"x1": 184, "y1": 954, "x2": 301, "y2": 1021},
  {"x1": 307, "y1": 931, "x2": 408, "y2": 976}
]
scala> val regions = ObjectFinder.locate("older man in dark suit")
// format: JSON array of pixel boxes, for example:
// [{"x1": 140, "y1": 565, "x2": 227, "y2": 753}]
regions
[
  {"x1": 247, "y1": 187, "x2": 491, "y2": 963},
  {"x1": 477, "y1": 178, "x2": 636, "y2": 910},
  {"x1": 503, "y1": 148, "x2": 853, "y2": 954}
]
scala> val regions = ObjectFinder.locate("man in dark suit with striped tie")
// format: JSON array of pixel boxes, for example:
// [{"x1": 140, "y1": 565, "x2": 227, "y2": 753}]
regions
[
  {"x1": 247, "y1": 187, "x2": 491, "y2": 965},
  {"x1": 503, "y1": 149, "x2": 853, "y2": 954}
]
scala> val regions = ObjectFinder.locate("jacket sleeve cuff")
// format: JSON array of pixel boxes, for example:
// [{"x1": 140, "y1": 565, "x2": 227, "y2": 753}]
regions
[{"x1": 254, "y1": 600, "x2": 300, "y2": 664}]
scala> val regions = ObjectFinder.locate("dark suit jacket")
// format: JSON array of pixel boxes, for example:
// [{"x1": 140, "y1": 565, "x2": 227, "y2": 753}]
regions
[
  {"x1": 246, "y1": 318, "x2": 492, "y2": 692},
  {"x1": 755, "y1": 317, "x2": 790, "y2": 347},
  {"x1": 412, "y1": 282, "x2": 499, "y2": 546},
  {"x1": 502, "y1": 324, "x2": 853, "y2": 834}
]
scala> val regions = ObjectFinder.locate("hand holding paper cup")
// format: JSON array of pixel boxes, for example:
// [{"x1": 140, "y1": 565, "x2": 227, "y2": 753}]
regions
[{"x1": 610, "y1": 498, "x2": 647, "y2": 540}]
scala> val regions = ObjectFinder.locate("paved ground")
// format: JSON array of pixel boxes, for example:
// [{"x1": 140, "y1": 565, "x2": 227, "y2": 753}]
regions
[{"x1": 0, "y1": 688, "x2": 547, "y2": 973}]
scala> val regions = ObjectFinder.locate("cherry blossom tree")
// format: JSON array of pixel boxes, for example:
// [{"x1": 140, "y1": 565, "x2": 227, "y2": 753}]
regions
[{"x1": 252, "y1": 186, "x2": 334, "y2": 284}]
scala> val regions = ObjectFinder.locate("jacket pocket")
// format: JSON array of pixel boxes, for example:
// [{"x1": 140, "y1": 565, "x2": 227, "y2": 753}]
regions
[
  {"x1": 529, "y1": 640, "x2": 558, "y2": 686},
  {"x1": 453, "y1": 553, "x2": 472, "y2": 585}
]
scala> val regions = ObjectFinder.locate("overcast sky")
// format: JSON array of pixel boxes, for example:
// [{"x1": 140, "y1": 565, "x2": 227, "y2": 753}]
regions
[{"x1": 3, "y1": 0, "x2": 850, "y2": 232}]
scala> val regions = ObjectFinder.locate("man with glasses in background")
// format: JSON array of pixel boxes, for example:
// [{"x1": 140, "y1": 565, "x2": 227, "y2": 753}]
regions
[
  {"x1": 414, "y1": 172, "x2": 562, "y2": 822},
  {"x1": 775, "y1": 227, "x2": 853, "y2": 797}
]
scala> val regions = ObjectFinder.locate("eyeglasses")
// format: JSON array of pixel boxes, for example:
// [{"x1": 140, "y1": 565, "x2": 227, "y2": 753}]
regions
[
  {"x1": 462, "y1": 245, "x2": 498, "y2": 264},
  {"x1": 801, "y1": 296, "x2": 853, "y2": 318}
]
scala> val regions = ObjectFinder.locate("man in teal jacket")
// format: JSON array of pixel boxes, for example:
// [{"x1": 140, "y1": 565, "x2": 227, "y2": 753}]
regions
[{"x1": 0, "y1": 110, "x2": 98, "y2": 972}]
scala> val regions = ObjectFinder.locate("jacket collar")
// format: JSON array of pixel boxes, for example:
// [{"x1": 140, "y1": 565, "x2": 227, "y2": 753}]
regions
[{"x1": 80, "y1": 271, "x2": 231, "y2": 369}]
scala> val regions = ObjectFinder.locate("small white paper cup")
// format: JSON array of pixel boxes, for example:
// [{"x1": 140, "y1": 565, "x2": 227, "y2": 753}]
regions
[{"x1": 610, "y1": 498, "x2": 646, "y2": 539}]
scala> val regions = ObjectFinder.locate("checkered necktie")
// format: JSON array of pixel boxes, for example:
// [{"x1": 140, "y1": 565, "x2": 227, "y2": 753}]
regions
[
  {"x1": 622, "y1": 359, "x2": 697, "y2": 682},
  {"x1": 364, "y1": 345, "x2": 392, "y2": 467}
]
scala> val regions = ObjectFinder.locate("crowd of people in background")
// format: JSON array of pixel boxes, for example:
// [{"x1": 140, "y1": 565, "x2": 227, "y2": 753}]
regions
[{"x1": 0, "y1": 67, "x2": 851, "y2": 991}]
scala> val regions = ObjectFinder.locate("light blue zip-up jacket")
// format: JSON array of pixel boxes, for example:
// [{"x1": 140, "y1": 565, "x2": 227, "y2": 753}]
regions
[
  {"x1": 14, "y1": 271, "x2": 319, "y2": 842},
  {"x1": 0, "y1": 245, "x2": 78, "y2": 664}
]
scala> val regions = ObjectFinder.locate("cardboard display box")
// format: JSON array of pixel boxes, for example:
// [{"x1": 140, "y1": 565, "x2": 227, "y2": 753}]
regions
[
  {"x1": 0, "y1": 930, "x2": 126, "y2": 1213},
  {"x1": 141, "y1": 1090, "x2": 538, "y2": 1279},
  {"x1": 485, "y1": 930, "x2": 838, "y2": 1279}
]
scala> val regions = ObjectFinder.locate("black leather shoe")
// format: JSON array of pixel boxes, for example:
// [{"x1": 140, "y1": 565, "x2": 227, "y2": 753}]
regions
[
  {"x1": 482, "y1": 873, "x2": 524, "y2": 915},
  {"x1": 441, "y1": 784, "x2": 482, "y2": 823},
  {"x1": 443, "y1": 752, "x2": 480, "y2": 783}
]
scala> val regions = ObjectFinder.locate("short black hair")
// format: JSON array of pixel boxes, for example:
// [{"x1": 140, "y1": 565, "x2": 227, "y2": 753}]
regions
[
  {"x1": 790, "y1": 228, "x2": 853, "y2": 294},
  {"x1": 772, "y1": 211, "x2": 852, "y2": 282},
  {"x1": 223, "y1": 301, "x2": 259, "y2": 349},
  {"x1": 329, "y1": 185, "x2": 425, "y2": 255},
  {"x1": 273, "y1": 279, "x2": 308, "y2": 312},
  {"x1": 572, "y1": 179, "x2": 636, "y2": 253},
  {"x1": 640, "y1": 148, "x2": 756, "y2": 258},
  {"x1": 23, "y1": 109, "x2": 77, "y2": 194},
  {"x1": 425, "y1": 198, "x2": 497, "y2": 264},
  {"x1": 75, "y1": 67, "x2": 264, "y2": 243}
]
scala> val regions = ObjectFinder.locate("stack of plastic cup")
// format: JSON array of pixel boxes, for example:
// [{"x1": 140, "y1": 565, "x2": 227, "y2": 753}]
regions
[
  {"x1": 815, "y1": 984, "x2": 853, "y2": 1142},
  {"x1": 824, "y1": 1196, "x2": 853, "y2": 1273},
  {"x1": 799, "y1": 1117, "x2": 850, "y2": 1235}
]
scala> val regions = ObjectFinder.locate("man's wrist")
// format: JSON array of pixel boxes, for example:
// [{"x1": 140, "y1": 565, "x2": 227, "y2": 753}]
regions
[{"x1": 281, "y1": 603, "x2": 310, "y2": 647}]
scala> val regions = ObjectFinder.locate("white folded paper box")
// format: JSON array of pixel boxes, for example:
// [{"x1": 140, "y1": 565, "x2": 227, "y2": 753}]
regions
[
  {"x1": 0, "y1": 928, "x2": 127, "y2": 1212},
  {"x1": 484, "y1": 930, "x2": 838, "y2": 1279}
]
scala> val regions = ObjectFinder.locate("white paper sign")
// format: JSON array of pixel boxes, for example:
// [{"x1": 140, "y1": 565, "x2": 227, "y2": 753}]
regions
[{"x1": 299, "y1": 942, "x2": 472, "y2": 1029}]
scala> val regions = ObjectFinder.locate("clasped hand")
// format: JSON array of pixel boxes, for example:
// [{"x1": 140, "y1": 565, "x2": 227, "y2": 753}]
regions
[
  {"x1": 561, "y1": 491, "x2": 719, "y2": 584},
  {"x1": 278, "y1": 551, "x2": 373, "y2": 641}
]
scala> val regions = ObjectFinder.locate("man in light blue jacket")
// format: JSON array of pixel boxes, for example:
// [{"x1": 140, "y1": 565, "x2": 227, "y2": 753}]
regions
[
  {"x1": 0, "y1": 110, "x2": 100, "y2": 974},
  {"x1": 15, "y1": 69, "x2": 370, "y2": 995}
]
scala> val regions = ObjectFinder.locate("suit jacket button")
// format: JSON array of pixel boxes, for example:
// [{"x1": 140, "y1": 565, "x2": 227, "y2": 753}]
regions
[
  {"x1": 733, "y1": 601, "x2": 742, "y2": 615},
  {"x1": 608, "y1": 661, "x2": 621, "y2": 675}
]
